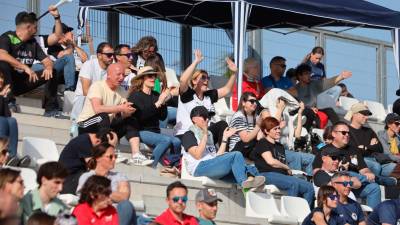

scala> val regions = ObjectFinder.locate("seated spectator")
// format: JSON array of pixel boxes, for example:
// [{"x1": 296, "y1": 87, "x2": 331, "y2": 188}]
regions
[
  {"x1": 0, "y1": 168, "x2": 24, "y2": 200},
  {"x1": 0, "y1": 11, "x2": 59, "y2": 117},
  {"x1": 0, "y1": 72, "x2": 18, "y2": 158},
  {"x1": 302, "y1": 185, "x2": 345, "y2": 225},
  {"x1": 76, "y1": 143, "x2": 136, "y2": 225},
  {"x1": 261, "y1": 56, "x2": 297, "y2": 96},
  {"x1": 20, "y1": 162, "x2": 68, "y2": 224},
  {"x1": 331, "y1": 172, "x2": 366, "y2": 225},
  {"x1": 337, "y1": 83, "x2": 354, "y2": 98},
  {"x1": 377, "y1": 113, "x2": 400, "y2": 163},
  {"x1": 131, "y1": 36, "x2": 158, "y2": 69},
  {"x1": 45, "y1": 23, "x2": 88, "y2": 92},
  {"x1": 295, "y1": 64, "x2": 351, "y2": 128},
  {"x1": 73, "y1": 175, "x2": 118, "y2": 225},
  {"x1": 182, "y1": 106, "x2": 265, "y2": 189},
  {"x1": 58, "y1": 129, "x2": 117, "y2": 194},
  {"x1": 71, "y1": 42, "x2": 114, "y2": 124},
  {"x1": 195, "y1": 188, "x2": 221, "y2": 225},
  {"x1": 27, "y1": 212, "x2": 55, "y2": 225},
  {"x1": 286, "y1": 68, "x2": 297, "y2": 85},
  {"x1": 346, "y1": 103, "x2": 400, "y2": 179},
  {"x1": 313, "y1": 121, "x2": 381, "y2": 208},
  {"x1": 251, "y1": 116, "x2": 314, "y2": 207},
  {"x1": 114, "y1": 44, "x2": 135, "y2": 92},
  {"x1": 367, "y1": 199, "x2": 400, "y2": 225},
  {"x1": 154, "y1": 181, "x2": 198, "y2": 225},
  {"x1": 76, "y1": 63, "x2": 135, "y2": 138},
  {"x1": 301, "y1": 46, "x2": 327, "y2": 81},
  {"x1": 393, "y1": 89, "x2": 400, "y2": 116},
  {"x1": 127, "y1": 66, "x2": 180, "y2": 167},
  {"x1": 175, "y1": 50, "x2": 235, "y2": 146},
  {"x1": 231, "y1": 57, "x2": 265, "y2": 111}
]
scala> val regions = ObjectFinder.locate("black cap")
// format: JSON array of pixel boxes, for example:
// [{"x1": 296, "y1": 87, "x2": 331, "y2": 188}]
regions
[
  {"x1": 190, "y1": 106, "x2": 209, "y2": 119},
  {"x1": 385, "y1": 113, "x2": 400, "y2": 125},
  {"x1": 396, "y1": 89, "x2": 400, "y2": 96},
  {"x1": 53, "y1": 23, "x2": 73, "y2": 34},
  {"x1": 321, "y1": 145, "x2": 341, "y2": 157},
  {"x1": 195, "y1": 188, "x2": 222, "y2": 203}
]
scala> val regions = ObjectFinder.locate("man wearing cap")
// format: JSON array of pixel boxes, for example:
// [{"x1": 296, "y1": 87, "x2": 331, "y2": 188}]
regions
[
  {"x1": 76, "y1": 62, "x2": 135, "y2": 137},
  {"x1": 346, "y1": 102, "x2": 399, "y2": 179},
  {"x1": 313, "y1": 121, "x2": 381, "y2": 208},
  {"x1": 377, "y1": 113, "x2": 400, "y2": 163},
  {"x1": 195, "y1": 188, "x2": 222, "y2": 225}
]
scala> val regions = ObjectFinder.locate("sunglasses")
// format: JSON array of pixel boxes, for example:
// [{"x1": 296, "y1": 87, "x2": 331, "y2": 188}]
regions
[
  {"x1": 327, "y1": 194, "x2": 338, "y2": 201},
  {"x1": 274, "y1": 63, "x2": 287, "y2": 69},
  {"x1": 105, "y1": 154, "x2": 117, "y2": 160},
  {"x1": 334, "y1": 130, "x2": 349, "y2": 136},
  {"x1": 101, "y1": 52, "x2": 114, "y2": 58},
  {"x1": 330, "y1": 156, "x2": 340, "y2": 161},
  {"x1": 200, "y1": 75, "x2": 211, "y2": 81},
  {"x1": 172, "y1": 196, "x2": 188, "y2": 203},
  {"x1": 394, "y1": 122, "x2": 400, "y2": 126},
  {"x1": 117, "y1": 53, "x2": 133, "y2": 58},
  {"x1": 334, "y1": 181, "x2": 353, "y2": 187},
  {"x1": 145, "y1": 74, "x2": 157, "y2": 79},
  {"x1": 246, "y1": 99, "x2": 258, "y2": 105}
]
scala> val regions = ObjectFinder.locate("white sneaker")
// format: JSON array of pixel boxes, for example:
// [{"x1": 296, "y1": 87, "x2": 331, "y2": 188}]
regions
[
  {"x1": 129, "y1": 153, "x2": 154, "y2": 166},
  {"x1": 115, "y1": 154, "x2": 128, "y2": 164}
]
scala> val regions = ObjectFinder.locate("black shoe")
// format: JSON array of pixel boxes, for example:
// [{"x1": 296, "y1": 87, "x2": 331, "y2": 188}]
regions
[
  {"x1": 43, "y1": 110, "x2": 69, "y2": 119},
  {"x1": 6, "y1": 156, "x2": 19, "y2": 167},
  {"x1": 18, "y1": 156, "x2": 31, "y2": 167}
]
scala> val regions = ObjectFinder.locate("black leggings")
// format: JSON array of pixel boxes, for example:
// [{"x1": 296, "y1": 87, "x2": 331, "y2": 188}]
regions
[{"x1": 209, "y1": 120, "x2": 228, "y2": 146}]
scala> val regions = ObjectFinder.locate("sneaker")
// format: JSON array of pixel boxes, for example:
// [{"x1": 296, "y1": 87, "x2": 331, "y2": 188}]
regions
[
  {"x1": 242, "y1": 176, "x2": 266, "y2": 189},
  {"x1": 115, "y1": 154, "x2": 128, "y2": 164},
  {"x1": 129, "y1": 153, "x2": 154, "y2": 166},
  {"x1": 6, "y1": 156, "x2": 19, "y2": 167},
  {"x1": 18, "y1": 156, "x2": 31, "y2": 167},
  {"x1": 43, "y1": 110, "x2": 69, "y2": 119},
  {"x1": 70, "y1": 123, "x2": 79, "y2": 138},
  {"x1": 8, "y1": 102, "x2": 21, "y2": 113}
]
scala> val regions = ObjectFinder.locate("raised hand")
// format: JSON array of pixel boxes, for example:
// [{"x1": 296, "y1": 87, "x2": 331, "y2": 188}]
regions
[
  {"x1": 194, "y1": 49, "x2": 203, "y2": 64},
  {"x1": 340, "y1": 71, "x2": 352, "y2": 79},
  {"x1": 225, "y1": 57, "x2": 237, "y2": 73}
]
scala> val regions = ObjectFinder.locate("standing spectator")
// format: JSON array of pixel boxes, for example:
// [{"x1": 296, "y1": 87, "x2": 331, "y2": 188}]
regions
[
  {"x1": 195, "y1": 188, "x2": 221, "y2": 225},
  {"x1": 71, "y1": 42, "x2": 114, "y2": 123},
  {"x1": 154, "y1": 181, "x2": 198, "y2": 225},
  {"x1": 261, "y1": 56, "x2": 297, "y2": 96},
  {"x1": 127, "y1": 66, "x2": 180, "y2": 167},
  {"x1": 251, "y1": 116, "x2": 315, "y2": 207},
  {"x1": 20, "y1": 162, "x2": 68, "y2": 225},
  {"x1": 346, "y1": 103, "x2": 400, "y2": 179},
  {"x1": 331, "y1": 172, "x2": 366, "y2": 225},
  {"x1": 175, "y1": 49, "x2": 236, "y2": 146},
  {"x1": 182, "y1": 106, "x2": 265, "y2": 189},
  {"x1": 0, "y1": 11, "x2": 59, "y2": 117},
  {"x1": 231, "y1": 57, "x2": 265, "y2": 111},
  {"x1": 73, "y1": 175, "x2": 118, "y2": 225},
  {"x1": 367, "y1": 199, "x2": 400, "y2": 225},
  {"x1": 0, "y1": 168, "x2": 24, "y2": 200},
  {"x1": 131, "y1": 36, "x2": 158, "y2": 69},
  {"x1": 114, "y1": 44, "x2": 135, "y2": 92},
  {"x1": 377, "y1": 113, "x2": 400, "y2": 163},
  {"x1": 76, "y1": 143, "x2": 136, "y2": 225},
  {"x1": 58, "y1": 129, "x2": 117, "y2": 194},
  {"x1": 302, "y1": 185, "x2": 346, "y2": 225},
  {"x1": 312, "y1": 121, "x2": 381, "y2": 208},
  {"x1": 76, "y1": 63, "x2": 135, "y2": 137},
  {"x1": 301, "y1": 46, "x2": 326, "y2": 80}
]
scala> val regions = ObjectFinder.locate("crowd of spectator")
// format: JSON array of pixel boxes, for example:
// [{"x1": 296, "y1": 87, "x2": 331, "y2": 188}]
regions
[{"x1": 1, "y1": 6, "x2": 400, "y2": 225}]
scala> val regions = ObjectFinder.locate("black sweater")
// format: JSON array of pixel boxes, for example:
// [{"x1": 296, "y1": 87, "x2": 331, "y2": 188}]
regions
[
  {"x1": 127, "y1": 90, "x2": 167, "y2": 133},
  {"x1": 348, "y1": 125, "x2": 383, "y2": 157}
]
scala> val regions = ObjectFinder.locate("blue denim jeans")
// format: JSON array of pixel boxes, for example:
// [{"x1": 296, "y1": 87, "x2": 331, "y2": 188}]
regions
[
  {"x1": 0, "y1": 117, "x2": 18, "y2": 157},
  {"x1": 285, "y1": 150, "x2": 314, "y2": 176},
  {"x1": 259, "y1": 172, "x2": 315, "y2": 207},
  {"x1": 139, "y1": 130, "x2": 181, "y2": 168},
  {"x1": 117, "y1": 200, "x2": 137, "y2": 225},
  {"x1": 53, "y1": 54, "x2": 76, "y2": 90},
  {"x1": 364, "y1": 157, "x2": 397, "y2": 177},
  {"x1": 347, "y1": 171, "x2": 381, "y2": 208},
  {"x1": 159, "y1": 107, "x2": 177, "y2": 128},
  {"x1": 193, "y1": 151, "x2": 257, "y2": 186}
]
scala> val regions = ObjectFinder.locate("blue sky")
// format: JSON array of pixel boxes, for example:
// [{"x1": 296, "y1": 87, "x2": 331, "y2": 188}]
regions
[{"x1": 0, "y1": 0, "x2": 399, "y2": 106}]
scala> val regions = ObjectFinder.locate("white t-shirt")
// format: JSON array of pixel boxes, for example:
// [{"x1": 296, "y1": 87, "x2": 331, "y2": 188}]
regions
[{"x1": 74, "y1": 58, "x2": 107, "y2": 97}]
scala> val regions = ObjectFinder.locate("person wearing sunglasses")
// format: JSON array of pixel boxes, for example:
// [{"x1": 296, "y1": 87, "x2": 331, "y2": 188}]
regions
[
  {"x1": 154, "y1": 181, "x2": 198, "y2": 225},
  {"x1": 313, "y1": 121, "x2": 381, "y2": 208},
  {"x1": 346, "y1": 103, "x2": 400, "y2": 180},
  {"x1": 176, "y1": 49, "x2": 236, "y2": 146},
  {"x1": 114, "y1": 44, "x2": 136, "y2": 93},
  {"x1": 331, "y1": 172, "x2": 366, "y2": 225},
  {"x1": 261, "y1": 56, "x2": 297, "y2": 96},
  {"x1": 73, "y1": 175, "x2": 118, "y2": 225},
  {"x1": 302, "y1": 185, "x2": 347, "y2": 225},
  {"x1": 377, "y1": 113, "x2": 400, "y2": 164},
  {"x1": 76, "y1": 143, "x2": 136, "y2": 225},
  {"x1": 131, "y1": 36, "x2": 158, "y2": 70},
  {"x1": 195, "y1": 188, "x2": 222, "y2": 225},
  {"x1": 0, "y1": 168, "x2": 24, "y2": 200}
]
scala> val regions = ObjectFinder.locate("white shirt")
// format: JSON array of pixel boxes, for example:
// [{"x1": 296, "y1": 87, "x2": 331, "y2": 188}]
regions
[{"x1": 74, "y1": 58, "x2": 107, "y2": 98}]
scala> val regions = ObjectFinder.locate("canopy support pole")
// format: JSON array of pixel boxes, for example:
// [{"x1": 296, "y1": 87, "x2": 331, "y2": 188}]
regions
[{"x1": 392, "y1": 28, "x2": 400, "y2": 89}]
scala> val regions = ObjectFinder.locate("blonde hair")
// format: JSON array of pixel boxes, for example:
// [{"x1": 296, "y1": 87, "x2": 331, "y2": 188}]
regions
[{"x1": 190, "y1": 70, "x2": 208, "y2": 88}]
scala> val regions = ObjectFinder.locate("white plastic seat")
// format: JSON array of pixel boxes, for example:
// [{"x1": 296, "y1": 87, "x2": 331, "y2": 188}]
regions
[
  {"x1": 388, "y1": 104, "x2": 393, "y2": 113},
  {"x1": 180, "y1": 155, "x2": 232, "y2": 188},
  {"x1": 214, "y1": 98, "x2": 234, "y2": 119},
  {"x1": 17, "y1": 167, "x2": 37, "y2": 194},
  {"x1": 339, "y1": 96, "x2": 359, "y2": 111},
  {"x1": 364, "y1": 100, "x2": 387, "y2": 122},
  {"x1": 312, "y1": 128, "x2": 324, "y2": 140},
  {"x1": 63, "y1": 91, "x2": 75, "y2": 114},
  {"x1": 22, "y1": 137, "x2": 59, "y2": 167},
  {"x1": 280, "y1": 195, "x2": 311, "y2": 223},
  {"x1": 245, "y1": 191, "x2": 297, "y2": 224}
]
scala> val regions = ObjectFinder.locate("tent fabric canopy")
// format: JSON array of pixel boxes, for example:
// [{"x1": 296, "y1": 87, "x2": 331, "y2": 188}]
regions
[{"x1": 79, "y1": 0, "x2": 400, "y2": 30}]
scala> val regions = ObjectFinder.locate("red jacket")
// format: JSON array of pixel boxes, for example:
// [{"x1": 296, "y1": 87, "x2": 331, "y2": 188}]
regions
[
  {"x1": 73, "y1": 203, "x2": 119, "y2": 225},
  {"x1": 231, "y1": 75, "x2": 265, "y2": 111},
  {"x1": 155, "y1": 208, "x2": 199, "y2": 225}
]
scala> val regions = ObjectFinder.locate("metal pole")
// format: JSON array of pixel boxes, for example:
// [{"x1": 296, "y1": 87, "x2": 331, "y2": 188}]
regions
[
  {"x1": 28, "y1": 0, "x2": 41, "y2": 33},
  {"x1": 237, "y1": 1, "x2": 246, "y2": 103},
  {"x1": 107, "y1": 11, "x2": 119, "y2": 47},
  {"x1": 180, "y1": 25, "x2": 192, "y2": 71}
]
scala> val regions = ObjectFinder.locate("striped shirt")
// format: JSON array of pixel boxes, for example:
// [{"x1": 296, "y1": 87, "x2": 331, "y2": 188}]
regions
[{"x1": 228, "y1": 111, "x2": 256, "y2": 151}]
